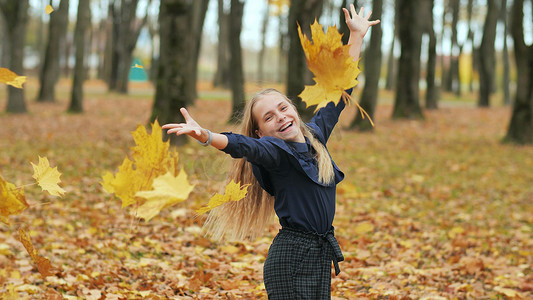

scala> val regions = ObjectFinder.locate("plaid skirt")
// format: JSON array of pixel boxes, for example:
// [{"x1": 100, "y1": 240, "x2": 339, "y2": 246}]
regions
[{"x1": 263, "y1": 227, "x2": 344, "y2": 300}]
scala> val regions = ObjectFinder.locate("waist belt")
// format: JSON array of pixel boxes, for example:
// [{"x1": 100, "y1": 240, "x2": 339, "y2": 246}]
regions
[{"x1": 281, "y1": 227, "x2": 345, "y2": 276}]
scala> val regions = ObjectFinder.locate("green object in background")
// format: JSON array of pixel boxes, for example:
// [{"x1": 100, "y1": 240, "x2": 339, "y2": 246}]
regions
[{"x1": 129, "y1": 58, "x2": 148, "y2": 82}]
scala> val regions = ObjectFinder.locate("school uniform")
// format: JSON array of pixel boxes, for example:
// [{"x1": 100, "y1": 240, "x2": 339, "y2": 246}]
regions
[{"x1": 220, "y1": 91, "x2": 350, "y2": 299}]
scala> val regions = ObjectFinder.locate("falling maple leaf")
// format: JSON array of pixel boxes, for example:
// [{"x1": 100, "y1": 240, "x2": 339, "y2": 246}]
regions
[
  {"x1": 17, "y1": 228, "x2": 54, "y2": 278},
  {"x1": 102, "y1": 120, "x2": 191, "y2": 218},
  {"x1": 135, "y1": 170, "x2": 194, "y2": 221},
  {"x1": 132, "y1": 63, "x2": 144, "y2": 69},
  {"x1": 0, "y1": 67, "x2": 26, "y2": 89},
  {"x1": 31, "y1": 156, "x2": 65, "y2": 197},
  {"x1": 45, "y1": 4, "x2": 54, "y2": 14},
  {"x1": 197, "y1": 180, "x2": 250, "y2": 214},
  {"x1": 0, "y1": 176, "x2": 28, "y2": 224},
  {"x1": 298, "y1": 20, "x2": 374, "y2": 126}
]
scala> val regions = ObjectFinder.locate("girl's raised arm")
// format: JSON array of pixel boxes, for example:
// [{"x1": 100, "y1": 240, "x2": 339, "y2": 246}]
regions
[
  {"x1": 342, "y1": 5, "x2": 380, "y2": 61},
  {"x1": 162, "y1": 108, "x2": 228, "y2": 150}
]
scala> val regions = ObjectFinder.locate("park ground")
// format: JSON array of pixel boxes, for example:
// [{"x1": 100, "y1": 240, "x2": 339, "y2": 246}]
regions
[{"x1": 0, "y1": 79, "x2": 532, "y2": 299}]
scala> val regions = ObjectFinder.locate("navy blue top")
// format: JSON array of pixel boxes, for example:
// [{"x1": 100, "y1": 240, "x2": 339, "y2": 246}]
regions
[{"x1": 220, "y1": 93, "x2": 349, "y2": 234}]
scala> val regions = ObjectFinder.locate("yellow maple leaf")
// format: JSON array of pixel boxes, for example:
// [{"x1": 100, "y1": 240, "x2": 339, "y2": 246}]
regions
[
  {"x1": 135, "y1": 170, "x2": 194, "y2": 221},
  {"x1": 298, "y1": 20, "x2": 374, "y2": 126},
  {"x1": 132, "y1": 63, "x2": 144, "y2": 69},
  {"x1": 102, "y1": 120, "x2": 184, "y2": 209},
  {"x1": 197, "y1": 180, "x2": 250, "y2": 214},
  {"x1": 0, "y1": 68, "x2": 26, "y2": 89},
  {"x1": 102, "y1": 158, "x2": 142, "y2": 207},
  {"x1": 45, "y1": 4, "x2": 54, "y2": 14},
  {"x1": 0, "y1": 176, "x2": 29, "y2": 224},
  {"x1": 17, "y1": 228, "x2": 54, "y2": 278},
  {"x1": 31, "y1": 156, "x2": 65, "y2": 197}
]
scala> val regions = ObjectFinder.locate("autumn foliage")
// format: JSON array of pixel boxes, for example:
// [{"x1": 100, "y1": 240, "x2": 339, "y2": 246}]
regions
[{"x1": 0, "y1": 78, "x2": 532, "y2": 298}]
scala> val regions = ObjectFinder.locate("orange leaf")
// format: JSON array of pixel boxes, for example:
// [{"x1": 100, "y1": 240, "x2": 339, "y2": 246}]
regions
[
  {"x1": 0, "y1": 176, "x2": 28, "y2": 224},
  {"x1": 0, "y1": 68, "x2": 26, "y2": 89},
  {"x1": 17, "y1": 228, "x2": 54, "y2": 278}
]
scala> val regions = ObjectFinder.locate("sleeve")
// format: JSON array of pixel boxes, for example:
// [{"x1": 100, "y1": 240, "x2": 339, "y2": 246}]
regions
[
  {"x1": 308, "y1": 88, "x2": 352, "y2": 143},
  {"x1": 219, "y1": 132, "x2": 282, "y2": 170}
]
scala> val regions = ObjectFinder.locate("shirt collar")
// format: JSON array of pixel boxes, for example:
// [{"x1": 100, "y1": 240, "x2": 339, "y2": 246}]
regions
[{"x1": 287, "y1": 137, "x2": 311, "y2": 153}]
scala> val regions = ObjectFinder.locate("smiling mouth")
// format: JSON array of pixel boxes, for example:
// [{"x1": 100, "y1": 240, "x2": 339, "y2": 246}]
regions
[{"x1": 279, "y1": 121, "x2": 293, "y2": 132}]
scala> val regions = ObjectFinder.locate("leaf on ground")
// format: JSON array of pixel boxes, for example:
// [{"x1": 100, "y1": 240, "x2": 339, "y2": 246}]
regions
[
  {"x1": 135, "y1": 170, "x2": 195, "y2": 221},
  {"x1": 0, "y1": 176, "x2": 28, "y2": 224},
  {"x1": 197, "y1": 180, "x2": 250, "y2": 214},
  {"x1": 0, "y1": 68, "x2": 26, "y2": 89},
  {"x1": 45, "y1": 4, "x2": 54, "y2": 14},
  {"x1": 17, "y1": 228, "x2": 54, "y2": 278},
  {"x1": 31, "y1": 156, "x2": 65, "y2": 197}
]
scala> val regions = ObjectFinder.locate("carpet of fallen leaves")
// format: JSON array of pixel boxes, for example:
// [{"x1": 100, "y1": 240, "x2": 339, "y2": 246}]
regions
[{"x1": 1, "y1": 79, "x2": 532, "y2": 299}]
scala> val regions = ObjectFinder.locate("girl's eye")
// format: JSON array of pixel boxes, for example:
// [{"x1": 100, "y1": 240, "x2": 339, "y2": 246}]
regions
[
  {"x1": 281, "y1": 106, "x2": 288, "y2": 111},
  {"x1": 265, "y1": 116, "x2": 272, "y2": 121}
]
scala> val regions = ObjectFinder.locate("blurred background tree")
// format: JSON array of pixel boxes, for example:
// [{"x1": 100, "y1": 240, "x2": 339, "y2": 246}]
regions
[{"x1": 0, "y1": 0, "x2": 531, "y2": 144}]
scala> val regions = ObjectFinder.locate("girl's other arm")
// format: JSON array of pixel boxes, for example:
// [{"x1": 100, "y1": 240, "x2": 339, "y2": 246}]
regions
[
  {"x1": 342, "y1": 5, "x2": 380, "y2": 61},
  {"x1": 162, "y1": 108, "x2": 228, "y2": 150}
]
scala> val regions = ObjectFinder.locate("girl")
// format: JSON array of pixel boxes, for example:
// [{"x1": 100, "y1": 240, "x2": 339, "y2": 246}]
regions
[{"x1": 163, "y1": 5, "x2": 379, "y2": 299}]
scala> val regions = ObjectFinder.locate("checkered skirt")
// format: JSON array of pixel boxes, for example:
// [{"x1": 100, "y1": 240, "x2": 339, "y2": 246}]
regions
[{"x1": 263, "y1": 228, "x2": 344, "y2": 299}]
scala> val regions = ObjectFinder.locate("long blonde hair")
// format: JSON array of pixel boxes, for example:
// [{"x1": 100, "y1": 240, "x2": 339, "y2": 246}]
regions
[{"x1": 203, "y1": 89, "x2": 335, "y2": 241}]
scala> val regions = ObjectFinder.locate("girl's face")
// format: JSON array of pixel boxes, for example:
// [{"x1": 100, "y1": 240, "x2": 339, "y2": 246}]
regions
[{"x1": 252, "y1": 93, "x2": 305, "y2": 143}]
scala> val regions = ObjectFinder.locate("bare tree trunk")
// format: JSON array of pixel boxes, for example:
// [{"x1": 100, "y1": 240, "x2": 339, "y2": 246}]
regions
[
  {"x1": 68, "y1": 0, "x2": 91, "y2": 113},
  {"x1": 439, "y1": 1, "x2": 449, "y2": 94},
  {"x1": 338, "y1": 0, "x2": 349, "y2": 44},
  {"x1": 228, "y1": 0, "x2": 245, "y2": 123},
  {"x1": 116, "y1": 0, "x2": 150, "y2": 94},
  {"x1": 185, "y1": 0, "x2": 209, "y2": 103},
  {"x1": 35, "y1": 0, "x2": 47, "y2": 74},
  {"x1": 277, "y1": 13, "x2": 288, "y2": 84},
  {"x1": 147, "y1": 12, "x2": 158, "y2": 82},
  {"x1": 257, "y1": 3, "x2": 270, "y2": 84},
  {"x1": 287, "y1": 0, "x2": 324, "y2": 121},
  {"x1": 0, "y1": 0, "x2": 29, "y2": 114},
  {"x1": 449, "y1": 0, "x2": 461, "y2": 96},
  {"x1": 385, "y1": 1, "x2": 398, "y2": 91},
  {"x1": 500, "y1": 0, "x2": 511, "y2": 105},
  {"x1": 213, "y1": 0, "x2": 230, "y2": 88},
  {"x1": 466, "y1": 0, "x2": 475, "y2": 93},
  {"x1": 392, "y1": 0, "x2": 424, "y2": 120},
  {"x1": 350, "y1": 0, "x2": 382, "y2": 131},
  {"x1": 38, "y1": 0, "x2": 69, "y2": 103},
  {"x1": 478, "y1": 0, "x2": 498, "y2": 107},
  {"x1": 424, "y1": 0, "x2": 439, "y2": 109},
  {"x1": 104, "y1": 1, "x2": 115, "y2": 85},
  {"x1": 504, "y1": 0, "x2": 533, "y2": 144},
  {"x1": 152, "y1": 0, "x2": 191, "y2": 146},
  {"x1": 0, "y1": 12, "x2": 5, "y2": 67}
]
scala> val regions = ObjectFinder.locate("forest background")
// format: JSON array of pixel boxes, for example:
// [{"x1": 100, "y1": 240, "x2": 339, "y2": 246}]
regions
[{"x1": 0, "y1": 0, "x2": 532, "y2": 299}]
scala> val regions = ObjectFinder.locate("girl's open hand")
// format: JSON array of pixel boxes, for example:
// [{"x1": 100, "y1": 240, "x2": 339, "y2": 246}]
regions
[
  {"x1": 342, "y1": 5, "x2": 380, "y2": 37},
  {"x1": 162, "y1": 108, "x2": 204, "y2": 140}
]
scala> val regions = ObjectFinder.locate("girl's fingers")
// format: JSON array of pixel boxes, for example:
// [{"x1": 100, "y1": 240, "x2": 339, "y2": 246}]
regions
[
  {"x1": 342, "y1": 7, "x2": 350, "y2": 20},
  {"x1": 180, "y1": 107, "x2": 194, "y2": 123},
  {"x1": 162, "y1": 123, "x2": 181, "y2": 129}
]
